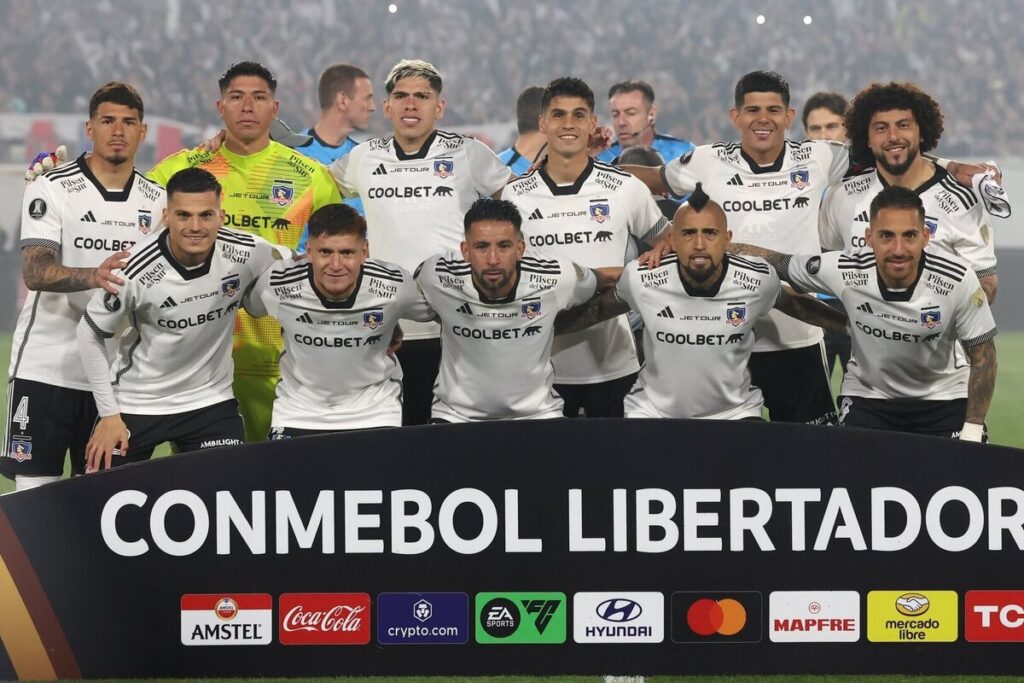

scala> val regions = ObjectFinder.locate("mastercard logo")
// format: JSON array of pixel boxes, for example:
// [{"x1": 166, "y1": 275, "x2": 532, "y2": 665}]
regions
[{"x1": 686, "y1": 598, "x2": 747, "y2": 636}]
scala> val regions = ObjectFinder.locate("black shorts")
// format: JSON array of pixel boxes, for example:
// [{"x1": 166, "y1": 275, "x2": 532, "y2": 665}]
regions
[
  {"x1": 837, "y1": 395, "x2": 981, "y2": 440},
  {"x1": 113, "y1": 399, "x2": 245, "y2": 466},
  {"x1": 748, "y1": 343, "x2": 835, "y2": 424},
  {"x1": 555, "y1": 373, "x2": 638, "y2": 418},
  {"x1": 1, "y1": 378, "x2": 97, "y2": 479},
  {"x1": 396, "y1": 338, "x2": 441, "y2": 427}
]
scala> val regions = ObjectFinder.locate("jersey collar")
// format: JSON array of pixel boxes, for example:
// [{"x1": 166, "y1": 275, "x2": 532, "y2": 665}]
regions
[
  {"x1": 77, "y1": 153, "x2": 137, "y2": 202},
  {"x1": 472, "y1": 262, "x2": 521, "y2": 304},
  {"x1": 876, "y1": 164, "x2": 947, "y2": 195},
  {"x1": 739, "y1": 145, "x2": 786, "y2": 175},
  {"x1": 676, "y1": 254, "x2": 729, "y2": 297},
  {"x1": 539, "y1": 158, "x2": 595, "y2": 195},
  {"x1": 307, "y1": 262, "x2": 364, "y2": 309},
  {"x1": 392, "y1": 130, "x2": 438, "y2": 161},
  {"x1": 876, "y1": 252, "x2": 926, "y2": 302},
  {"x1": 158, "y1": 230, "x2": 214, "y2": 280}
]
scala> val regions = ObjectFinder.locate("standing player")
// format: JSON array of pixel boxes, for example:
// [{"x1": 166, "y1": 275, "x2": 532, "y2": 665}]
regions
[
  {"x1": 497, "y1": 86, "x2": 547, "y2": 176},
  {"x1": 416, "y1": 199, "x2": 610, "y2": 422},
  {"x1": 3, "y1": 82, "x2": 165, "y2": 491},
  {"x1": 803, "y1": 92, "x2": 848, "y2": 142},
  {"x1": 732, "y1": 187, "x2": 997, "y2": 441},
  {"x1": 503, "y1": 77, "x2": 668, "y2": 418},
  {"x1": 328, "y1": 59, "x2": 511, "y2": 425},
  {"x1": 559, "y1": 185, "x2": 846, "y2": 420},
  {"x1": 148, "y1": 61, "x2": 342, "y2": 442},
  {"x1": 597, "y1": 80, "x2": 694, "y2": 165},
  {"x1": 246, "y1": 203, "x2": 430, "y2": 436},
  {"x1": 76, "y1": 169, "x2": 281, "y2": 471},
  {"x1": 820, "y1": 82, "x2": 1000, "y2": 304}
]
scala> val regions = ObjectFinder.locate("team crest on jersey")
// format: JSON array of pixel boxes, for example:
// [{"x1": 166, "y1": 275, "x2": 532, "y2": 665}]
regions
[
  {"x1": 138, "y1": 210, "x2": 153, "y2": 234},
  {"x1": 920, "y1": 308, "x2": 942, "y2": 328},
  {"x1": 924, "y1": 216, "x2": 938, "y2": 236},
  {"x1": 28, "y1": 198, "x2": 47, "y2": 219},
  {"x1": 726, "y1": 305, "x2": 747, "y2": 327},
  {"x1": 103, "y1": 292, "x2": 121, "y2": 312},
  {"x1": 789, "y1": 168, "x2": 810, "y2": 190},
  {"x1": 9, "y1": 438, "x2": 32, "y2": 462},
  {"x1": 589, "y1": 200, "x2": 610, "y2": 223},
  {"x1": 363, "y1": 310, "x2": 384, "y2": 329},
  {"x1": 521, "y1": 299, "x2": 542, "y2": 319},
  {"x1": 221, "y1": 274, "x2": 241, "y2": 297},
  {"x1": 271, "y1": 179, "x2": 295, "y2": 206},
  {"x1": 433, "y1": 159, "x2": 454, "y2": 178}
]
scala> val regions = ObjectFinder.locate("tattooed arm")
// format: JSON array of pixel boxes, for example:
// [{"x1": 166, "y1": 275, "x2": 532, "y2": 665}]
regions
[
  {"x1": 979, "y1": 273, "x2": 998, "y2": 305},
  {"x1": 774, "y1": 285, "x2": 848, "y2": 334},
  {"x1": 727, "y1": 243, "x2": 793, "y2": 281},
  {"x1": 963, "y1": 337, "x2": 997, "y2": 433},
  {"x1": 22, "y1": 245, "x2": 127, "y2": 294},
  {"x1": 555, "y1": 287, "x2": 630, "y2": 336}
]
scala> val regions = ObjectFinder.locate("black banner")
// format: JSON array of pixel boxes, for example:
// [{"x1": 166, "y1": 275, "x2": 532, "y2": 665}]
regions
[{"x1": 1, "y1": 419, "x2": 1023, "y2": 679}]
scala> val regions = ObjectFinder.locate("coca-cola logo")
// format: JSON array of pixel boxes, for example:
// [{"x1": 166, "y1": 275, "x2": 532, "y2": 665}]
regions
[
  {"x1": 278, "y1": 593, "x2": 371, "y2": 645},
  {"x1": 282, "y1": 604, "x2": 365, "y2": 632}
]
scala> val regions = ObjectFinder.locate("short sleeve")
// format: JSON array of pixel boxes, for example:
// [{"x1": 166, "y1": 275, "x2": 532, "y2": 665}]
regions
[
  {"x1": 243, "y1": 267, "x2": 272, "y2": 319},
  {"x1": 329, "y1": 144, "x2": 363, "y2": 199},
  {"x1": 21, "y1": 176, "x2": 62, "y2": 248},
  {"x1": 818, "y1": 185, "x2": 846, "y2": 252},
  {"x1": 954, "y1": 268, "x2": 997, "y2": 348},
  {"x1": 614, "y1": 262, "x2": 638, "y2": 310},
  {"x1": 661, "y1": 146, "x2": 709, "y2": 198},
  {"x1": 82, "y1": 270, "x2": 134, "y2": 338},
  {"x1": 817, "y1": 140, "x2": 851, "y2": 185},
  {"x1": 560, "y1": 259, "x2": 598, "y2": 309},
  {"x1": 467, "y1": 138, "x2": 512, "y2": 197},
  {"x1": 785, "y1": 251, "x2": 840, "y2": 297},
  {"x1": 626, "y1": 176, "x2": 670, "y2": 243}
]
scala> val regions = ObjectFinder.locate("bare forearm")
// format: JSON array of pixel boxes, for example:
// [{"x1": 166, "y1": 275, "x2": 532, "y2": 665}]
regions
[
  {"x1": 555, "y1": 288, "x2": 628, "y2": 335},
  {"x1": 980, "y1": 274, "x2": 998, "y2": 305},
  {"x1": 965, "y1": 338, "x2": 997, "y2": 424},
  {"x1": 728, "y1": 243, "x2": 791, "y2": 280},
  {"x1": 775, "y1": 287, "x2": 847, "y2": 334},
  {"x1": 22, "y1": 246, "x2": 95, "y2": 292}
]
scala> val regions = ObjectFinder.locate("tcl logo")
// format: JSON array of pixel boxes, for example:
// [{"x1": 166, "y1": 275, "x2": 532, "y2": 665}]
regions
[
  {"x1": 278, "y1": 593, "x2": 370, "y2": 645},
  {"x1": 966, "y1": 591, "x2": 1024, "y2": 642}
]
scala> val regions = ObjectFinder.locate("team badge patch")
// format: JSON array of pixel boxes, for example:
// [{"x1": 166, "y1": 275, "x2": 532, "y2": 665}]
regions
[
  {"x1": 28, "y1": 198, "x2": 47, "y2": 219},
  {"x1": 221, "y1": 274, "x2": 241, "y2": 297},
  {"x1": 521, "y1": 300, "x2": 542, "y2": 319},
  {"x1": 678, "y1": 149, "x2": 694, "y2": 166},
  {"x1": 9, "y1": 438, "x2": 32, "y2": 462},
  {"x1": 363, "y1": 310, "x2": 384, "y2": 329},
  {"x1": 789, "y1": 168, "x2": 810, "y2": 190},
  {"x1": 920, "y1": 307, "x2": 942, "y2": 328},
  {"x1": 271, "y1": 180, "x2": 295, "y2": 206},
  {"x1": 726, "y1": 305, "x2": 747, "y2": 327},
  {"x1": 971, "y1": 287, "x2": 986, "y2": 308},
  {"x1": 589, "y1": 200, "x2": 610, "y2": 223},
  {"x1": 433, "y1": 159, "x2": 454, "y2": 178},
  {"x1": 138, "y1": 210, "x2": 153, "y2": 234},
  {"x1": 103, "y1": 292, "x2": 121, "y2": 312},
  {"x1": 924, "y1": 216, "x2": 938, "y2": 236},
  {"x1": 805, "y1": 255, "x2": 821, "y2": 275}
]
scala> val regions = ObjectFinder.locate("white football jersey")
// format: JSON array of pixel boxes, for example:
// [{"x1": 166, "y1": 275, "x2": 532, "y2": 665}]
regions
[
  {"x1": 245, "y1": 257, "x2": 428, "y2": 430},
  {"x1": 10, "y1": 155, "x2": 166, "y2": 389},
  {"x1": 81, "y1": 228, "x2": 278, "y2": 414},
  {"x1": 330, "y1": 130, "x2": 510, "y2": 340},
  {"x1": 503, "y1": 159, "x2": 668, "y2": 384},
  {"x1": 819, "y1": 166, "x2": 997, "y2": 278},
  {"x1": 416, "y1": 252, "x2": 597, "y2": 422},
  {"x1": 786, "y1": 249, "x2": 996, "y2": 400},
  {"x1": 617, "y1": 253, "x2": 780, "y2": 419},
  {"x1": 661, "y1": 139, "x2": 849, "y2": 351}
]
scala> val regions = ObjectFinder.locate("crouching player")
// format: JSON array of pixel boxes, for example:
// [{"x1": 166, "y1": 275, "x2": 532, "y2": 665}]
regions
[
  {"x1": 76, "y1": 168, "x2": 282, "y2": 470},
  {"x1": 244, "y1": 203, "x2": 430, "y2": 437}
]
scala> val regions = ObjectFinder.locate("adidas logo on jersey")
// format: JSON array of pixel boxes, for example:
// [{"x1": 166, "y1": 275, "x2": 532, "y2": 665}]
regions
[
  {"x1": 81, "y1": 211, "x2": 97, "y2": 223},
  {"x1": 528, "y1": 208, "x2": 544, "y2": 220},
  {"x1": 160, "y1": 296, "x2": 177, "y2": 309},
  {"x1": 855, "y1": 210, "x2": 870, "y2": 222},
  {"x1": 657, "y1": 306, "x2": 674, "y2": 318},
  {"x1": 295, "y1": 312, "x2": 314, "y2": 323},
  {"x1": 857, "y1": 302, "x2": 874, "y2": 314},
  {"x1": 457, "y1": 303, "x2": 474, "y2": 315},
  {"x1": 726, "y1": 174, "x2": 744, "y2": 186},
  {"x1": 371, "y1": 164, "x2": 388, "y2": 176}
]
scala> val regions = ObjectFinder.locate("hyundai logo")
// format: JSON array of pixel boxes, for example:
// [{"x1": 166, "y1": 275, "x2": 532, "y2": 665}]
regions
[{"x1": 596, "y1": 598, "x2": 642, "y2": 622}]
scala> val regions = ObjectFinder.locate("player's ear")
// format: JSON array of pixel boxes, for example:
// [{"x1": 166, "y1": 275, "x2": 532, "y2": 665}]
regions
[
  {"x1": 435, "y1": 97, "x2": 446, "y2": 121},
  {"x1": 460, "y1": 239, "x2": 470, "y2": 261},
  {"x1": 362, "y1": 239, "x2": 370, "y2": 257},
  {"x1": 785, "y1": 107, "x2": 796, "y2": 129},
  {"x1": 729, "y1": 107, "x2": 740, "y2": 129},
  {"x1": 516, "y1": 237, "x2": 526, "y2": 259},
  {"x1": 271, "y1": 100, "x2": 280, "y2": 118},
  {"x1": 85, "y1": 119, "x2": 94, "y2": 143},
  {"x1": 138, "y1": 121, "x2": 148, "y2": 145}
]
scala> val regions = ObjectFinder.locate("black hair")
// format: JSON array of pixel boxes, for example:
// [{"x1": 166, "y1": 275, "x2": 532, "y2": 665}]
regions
[
  {"x1": 846, "y1": 82, "x2": 944, "y2": 167},
  {"x1": 308, "y1": 203, "x2": 367, "y2": 240},
  {"x1": 608, "y1": 80, "x2": 655, "y2": 105},
  {"x1": 515, "y1": 86, "x2": 545, "y2": 134},
  {"x1": 541, "y1": 77, "x2": 595, "y2": 113},
  {"x1": 89, "y1": 82, "x2": 145, "y2": 120},
  {"x1": 687, "y1": 182, "x2": 711, "y2": 212},
  {"x1": 801, "y1": 91, "x2": 848, "y2": 128},
  {"x1": 166, "y1": 167, "x2": 221, "y2": 200},
  {"x1": 463, "y1": 198, "x2": 523, "y2": 235},
  {"x1": 617, "y1": 145, "x2": 664, "y2": 166},
  {"x1": 734, "y1": 70, "x2": 790, "y2": 108},
  {"x1": 218, "y1": 61, "x2": 277, "y2": 95},
  {"x1": 869, "y1": 185, "x2": 926, "y2": 223}
]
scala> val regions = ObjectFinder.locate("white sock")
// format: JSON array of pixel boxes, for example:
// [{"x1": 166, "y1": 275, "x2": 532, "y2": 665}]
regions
[{"x1": 14, "y1": 475, "x2": 62, "y2": 492}]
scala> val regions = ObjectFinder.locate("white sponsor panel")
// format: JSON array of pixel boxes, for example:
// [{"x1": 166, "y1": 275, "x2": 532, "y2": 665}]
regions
[
  {"x1": 573, "y1": 592, "x2": 664, "y2": 643},
  {"x1": 180, "y1": 594, "x2": 273, "y2": 646},
  {"x1": 769, "y1": 590, "x2": 860, "y2": 642}
]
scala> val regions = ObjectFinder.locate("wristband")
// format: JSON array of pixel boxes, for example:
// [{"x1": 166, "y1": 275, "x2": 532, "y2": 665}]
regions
[{"x1": 959, "y1": 422, "x2": 984, "y2": 442}]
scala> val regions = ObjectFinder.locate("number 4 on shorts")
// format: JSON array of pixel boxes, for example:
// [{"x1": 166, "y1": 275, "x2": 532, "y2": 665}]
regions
[{"x1": 13, "y1": 396, "x2": 29, "y2": 430}]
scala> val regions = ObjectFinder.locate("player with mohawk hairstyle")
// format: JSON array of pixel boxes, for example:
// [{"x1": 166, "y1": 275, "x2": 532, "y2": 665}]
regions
[{"x1": 559, "y1": 183, "x2": 846, "y2": 420}]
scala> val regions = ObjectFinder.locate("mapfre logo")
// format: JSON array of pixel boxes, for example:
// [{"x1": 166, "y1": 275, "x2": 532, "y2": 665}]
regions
[
  {"x1": 966, "y1": 590, "x2": 1024, "y2": 642},
  {"x1": 278, "y1": 593, "x2": 371, "y2": 645},
  {"x1": 769, "y1": 591, "x2": 859, "y2": 642}
]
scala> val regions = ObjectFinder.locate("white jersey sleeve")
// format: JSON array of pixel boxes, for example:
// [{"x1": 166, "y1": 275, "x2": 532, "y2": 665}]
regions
[
  {"x1": 818, "y1": 185, "x2": 847, "y2": 252},
  {"x1": 660, "y1": 146, "x2": 712, "y2": 198},
  {"x1": 784, "y1": 252, "x2": 843, "y2": 298},
  {"x1": 559, "y1": 262, "x2": 599, "y2": 309},
  {"x1": 625, "y1": 176, "x2": 671, "y2": 243},
  {"x1": 466, "y1": 138, "x2": 512, "y2": 197},
  {"x1": 21, "y1": 176, "x2": 63, "y2": 248},
  {"x1": 243, "y1": 265, "x2": 274, "y2": 319},
  {"x1": 816, "y1": 140, "x2": 851, "y2": 185},
  {"x1": 80, "y1": 268, "x2": 135, "y2": 339},
  {"x1": 954, "y1": 269, "x2": 997, "y2": 346},
  {"x1": 329, "y1": 143, "x2": 363, "y2": 198}
]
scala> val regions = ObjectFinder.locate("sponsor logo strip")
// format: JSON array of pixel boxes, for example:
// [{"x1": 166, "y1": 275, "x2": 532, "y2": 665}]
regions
[
  {"x1": 573, "y1": 592, "x2": 664, "y2": 643},
  {"x1": 377, "y1": 592, "x2": 469, "y2": 645},
  {"x1": 475, "y1": 592, "x2": 566, "y2": 644},
  {"x1": 866, "y1": 590, "x2": 957, "y2": 642},
  {"x1": 769, "y1": 591, "x2": 860, "y2": 642}
]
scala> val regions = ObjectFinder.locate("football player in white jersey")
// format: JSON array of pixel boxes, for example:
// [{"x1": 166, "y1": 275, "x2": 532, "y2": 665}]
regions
[
  {"x1": 245, "y1": 203, "x2": 430, "y2": 436},
  {"x1": 732, "y1": 186, "x2": 997, "y2": 442},
  {"x1": 503, "y1": 77, "x2": 668, "y2": 418},
  {"x1": 820, "y1": 82, "x2": 1000, "y2": 304},
  {"x1": 3, "y1": 82, "x2": 166, "y2": 492},
  {"x1": 328, "y1": 59, "x2": 511, "y2": 426},
  {"x1": 416, "y1": 198, "x2": 614, "y2": 422},
  {"x1": 77, "y1": 169, "x2": 281, "y2": 471},
  {"x1": 558, "y1": 184, "x2": 847, "y2": 420}
]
